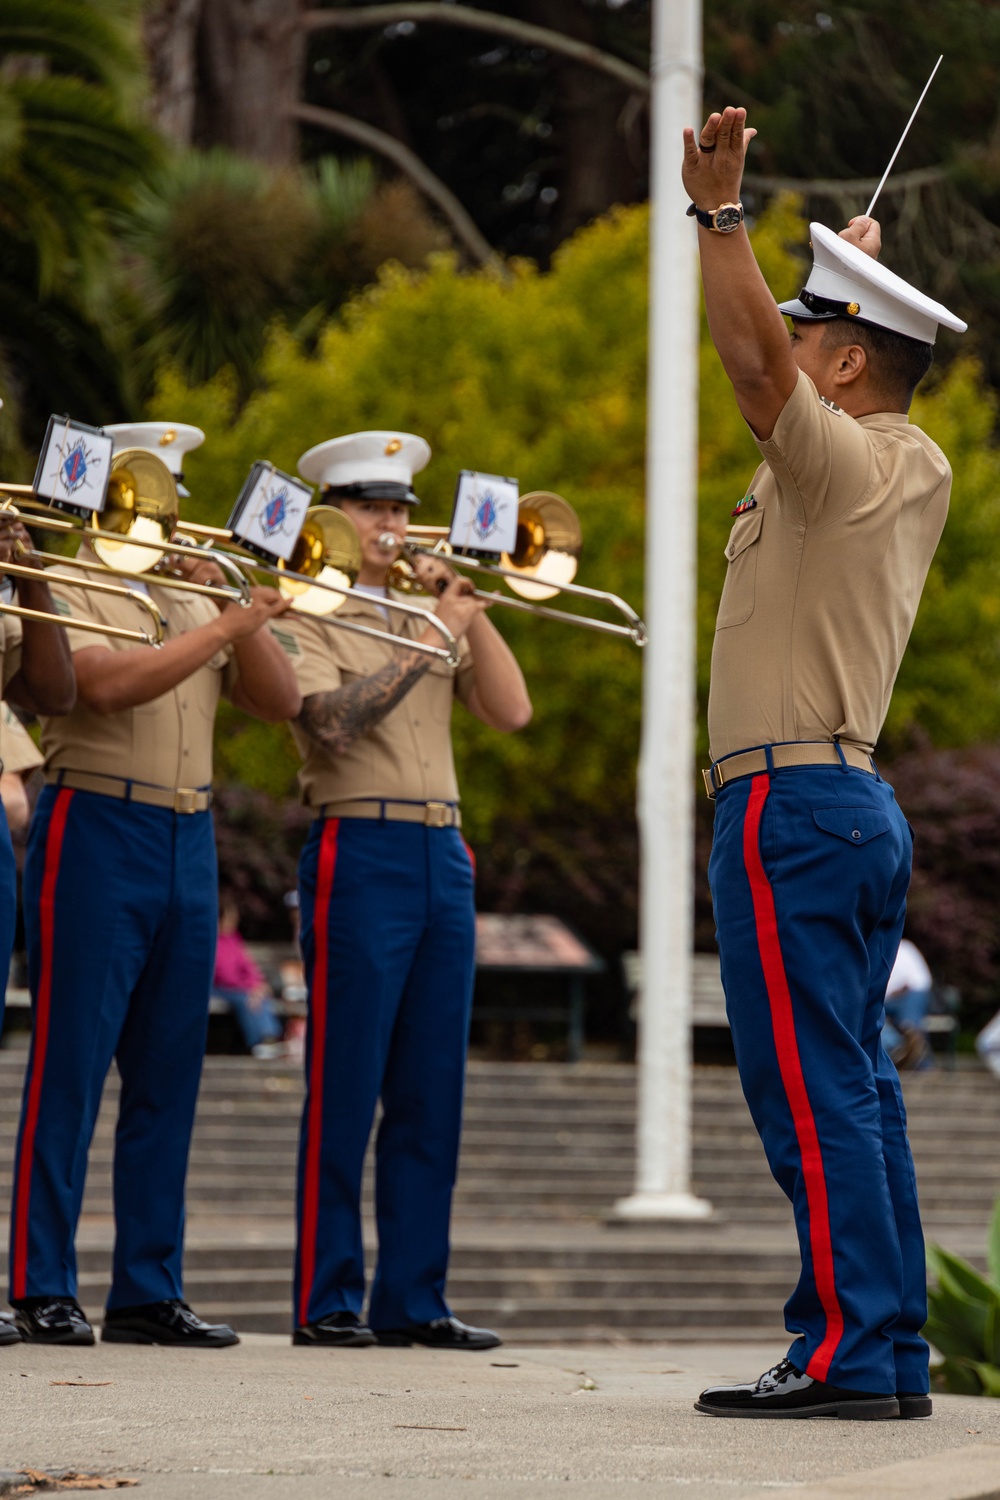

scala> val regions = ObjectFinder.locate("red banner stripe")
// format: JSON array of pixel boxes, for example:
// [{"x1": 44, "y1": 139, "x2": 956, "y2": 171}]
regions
[
  {"x1": 742, "y1": 774, "x2": 845, "y2": 1381},
  {"x1": 11, "y1": 789, "x2": 74, "y2": 1301},
  {"x1": 297, "y1": 819, "x2": 340, "y2": 1329}
]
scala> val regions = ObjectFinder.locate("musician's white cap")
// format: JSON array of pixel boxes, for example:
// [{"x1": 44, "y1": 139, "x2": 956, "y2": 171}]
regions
[
  {"x1": 297, "y1": 431, "x2": 431, "y2": 505},
  {"x1": 103, "y1": 421, "x2": 205, "y2": 496},
  {"x1": 778, "y1": 222, "x2": 967, "y2": 344}
]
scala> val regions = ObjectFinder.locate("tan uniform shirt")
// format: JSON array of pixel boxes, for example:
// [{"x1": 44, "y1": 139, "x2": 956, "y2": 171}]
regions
[
  {"x1": 0, "y1": 705, "x2": 42, "y2": 777},
  {"x1": 708, "y1": 370, "x2": 951, "y2": 761},
  {"x1": 0, "y1": 614, "x2": 22, "y2": 700},
  {"x1": 274, "y1": 591, "x2": 475, "y2": 810},
  {"x1": 40, "y1": 550, "x2": 236, "y2": 790}
]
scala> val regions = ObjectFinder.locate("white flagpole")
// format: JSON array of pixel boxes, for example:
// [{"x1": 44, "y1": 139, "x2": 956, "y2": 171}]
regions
[{"x1": 615, "y1": 0, "x2": 711, "y2": 1222}]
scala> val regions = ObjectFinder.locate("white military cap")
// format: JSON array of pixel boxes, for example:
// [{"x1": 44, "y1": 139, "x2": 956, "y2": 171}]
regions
[
  {"x1": 104, "y1": 421, "x2": 205, "y2": 496},
  {"x1": 297, "y1": 431, "x2": 431, "y2": 505},
  {"x1": 778, "y1": 222, "x2": 967, "y2": 345}
]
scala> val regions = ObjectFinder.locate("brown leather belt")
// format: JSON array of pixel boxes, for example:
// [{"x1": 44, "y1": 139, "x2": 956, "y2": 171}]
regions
[
  {"x1": 703, "y1": 742, "x2": 876, "y2": 799},
  {"x1": 46, "y1": 770, "x2": 212, "y2": 814},
  {"x1": 320, "y1": 797, "x2": 461, "y2": 829}
]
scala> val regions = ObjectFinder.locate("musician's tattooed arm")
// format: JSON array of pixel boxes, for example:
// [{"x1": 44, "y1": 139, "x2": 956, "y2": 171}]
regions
[{"x1": 298, "y1": 651, "x2": 432, "y2": 755}]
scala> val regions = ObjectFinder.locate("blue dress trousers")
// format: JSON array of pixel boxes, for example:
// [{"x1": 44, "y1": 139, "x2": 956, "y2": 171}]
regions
[
  {"x1": 294, "y1": 815, "x2": 476, "y2": 1331},
  {"x1": 709, "y1": 762, "x2": 928, "y2": 1396},
  {"x1": 9, "y1": 785, "x2": 218, "y2": 1309}
]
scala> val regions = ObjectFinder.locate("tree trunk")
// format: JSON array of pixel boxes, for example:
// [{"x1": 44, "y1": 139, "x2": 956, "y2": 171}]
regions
[
  {"x1": 142, "y1": 0, "x2": 204, "y2": 145},
  {"x1": 193, "y1": 0, "x2": 307, "y2": 164},
  {"x1": 530, "y1": 0, "x2": 639, "y2": 243}
]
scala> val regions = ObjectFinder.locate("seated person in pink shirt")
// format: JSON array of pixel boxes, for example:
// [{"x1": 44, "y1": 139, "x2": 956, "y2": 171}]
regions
[{"x1": 212, "y1": 897, "x2": 284, "y2": 1059}]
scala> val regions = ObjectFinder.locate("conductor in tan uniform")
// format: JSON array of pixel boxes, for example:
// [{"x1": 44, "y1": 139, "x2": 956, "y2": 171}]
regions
[
  {"x1": 279, "y1": 431, "x2": 532, "y2": 1351},
  {"x1": 683, "y1": 109, "x2": 967, "y2": 1420},
  {"x1": 8, "y1": 421, "x2": 301, "y2": 1348}
]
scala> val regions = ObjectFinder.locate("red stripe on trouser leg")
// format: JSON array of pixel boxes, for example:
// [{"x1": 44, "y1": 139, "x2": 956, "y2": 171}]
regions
[
  {"x1": 297, "y1": 818, "x2": 340, "y2": 1329},
  {"x1": 11, "y1": 789, "x2": 74, "y2": 1301},
  {"x1": 742, "y1": 774, "x2": 845, "y2": 1381}
]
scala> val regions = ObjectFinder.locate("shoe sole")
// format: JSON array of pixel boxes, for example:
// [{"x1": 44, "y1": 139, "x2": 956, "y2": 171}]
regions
[
  {"x1": 18, "y1": 1329, "x2": 95, "y2": 1346},
  {"x1": 694, "y1": 1397, "x2": 899, "y2": 1420},
  {"x1": 898, "y1": 1395, "x2": 933, "y2": 1419},
  {"x1": 0, "y1": 1329, "x2": 22, "y2": 1346},
  {"x1": 100, "y1": 1329, "x2": 239, "y2": 1347},
  {"x1": 374, "y1": 1333, "x2": 502, "y2": 1351},
  {"x1": 291, "y1": 1331, "x2": 375, "y2": 1348}
]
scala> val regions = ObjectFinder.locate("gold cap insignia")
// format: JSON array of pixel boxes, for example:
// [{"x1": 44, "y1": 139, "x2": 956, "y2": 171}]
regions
[
  {"x1": 847, "y1": 302, "x2": 860, "y2": 316},
  {"x1": 384, "y1": 438, "x2": 403, "y2": 456},
  {"x1": 159, "y1": 429, "x2": 177, "y2": 446}
]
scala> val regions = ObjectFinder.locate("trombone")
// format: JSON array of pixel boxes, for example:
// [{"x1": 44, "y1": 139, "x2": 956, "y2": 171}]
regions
[
  {"x1": 0, "y1": 556, "x2": 166, "y2": 647},
  {"x1": 176, "y1": 507, "x2": 460, "y2": 667},
  {"x1": 0, "y1": 448, "x2": 253, "y2": 609},
  {"x1": 378, "y1": 492, "x2": 648, "y2": 647}
]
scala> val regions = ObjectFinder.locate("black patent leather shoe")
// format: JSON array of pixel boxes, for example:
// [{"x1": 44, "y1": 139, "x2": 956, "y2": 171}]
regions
[
  {"x1": 375, "y1": 1315, "x2": 502, "y2": 1351},
  {"x1": 0, "y1": 1310, "x2": 22, "y2": 1345},
  {"x1": 695, "y1": 1359, "x2": 898, "y2": 1420},
  {"x1": 897, "y1": 1390, "x2": 932, "y2": 1418},
  {"x1": 101, "y1": 1299, "x2": 239, "y2": 1347},
  {"x1": 13, "y1": 1297, "x2": 94, "y2": 1345},
  {"x1": 293, "y1": 1311, "x2": 376, "y2": 1347}
]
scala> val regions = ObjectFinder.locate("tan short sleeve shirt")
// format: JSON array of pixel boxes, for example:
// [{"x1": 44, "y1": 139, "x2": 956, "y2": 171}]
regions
[
  {"x1": 274, "y1": 592, "x2": 474, "y2": 810},
  {"x1": 0, "y1": 704, "x2": 42, "y2": 776},
  {"x1": 0, "y1": 614, "x2": 22, "y2": 696},
  {"x1": 40, "y1": 550, "x2": 236, "y2": 790},
  {"x1": 708, "y1": 369, "x2": 952, "y2": 761}
]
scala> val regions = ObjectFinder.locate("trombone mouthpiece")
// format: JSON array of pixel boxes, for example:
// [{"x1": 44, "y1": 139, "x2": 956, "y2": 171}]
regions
[{"x1": 377, "y1": 531, "x2": 402, "y2": 553}]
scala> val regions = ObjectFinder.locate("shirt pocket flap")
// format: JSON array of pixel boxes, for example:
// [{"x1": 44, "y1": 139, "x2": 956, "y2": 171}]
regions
[
  {"x1": 724, "y1": 508, "x2": 763, "y2": 561},
  {"x1": 813, "y1": 808, "x2": 892, "y2": 845}
]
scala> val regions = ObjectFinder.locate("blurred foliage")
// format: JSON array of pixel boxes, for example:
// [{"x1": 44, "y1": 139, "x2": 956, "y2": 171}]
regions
[
  {"x1": 127, "y1": 149, "x2": 448, "y2": 397},
  {"x1": 0, "y1": 0, "x2": 160, "y2": 447},
  {"x1": 926, "y1": 1199, "x2": 1000, "y2": 1397}
]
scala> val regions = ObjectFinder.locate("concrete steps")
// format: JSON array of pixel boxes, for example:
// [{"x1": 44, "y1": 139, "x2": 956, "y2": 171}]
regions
[{"x1": 0, "y1": 1052, "x2": 997, "y2": 1340}]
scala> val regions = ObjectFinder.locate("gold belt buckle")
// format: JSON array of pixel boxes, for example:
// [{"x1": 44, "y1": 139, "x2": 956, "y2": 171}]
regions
[
  {"x1": 424, "y1": 801, "x2": 451, "y2": 828},
  {"x1": 702, "y1": 767, "x2": 718, "y2": 800},
  {"x1": 174, "y1": 787, "x2": 199, "y2": 814}
]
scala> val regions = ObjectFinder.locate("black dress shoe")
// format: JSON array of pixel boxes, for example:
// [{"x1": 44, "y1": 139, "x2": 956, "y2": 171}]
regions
[
  {"x1": 897, "y1": 1390, "x2": 933, "y2": 1418},
  {"x1": 695, "y1": 1359, "x2": 898, "y2": 1420},
  {"x1": 0, "y1": 1310, "x2": 22, "y2": 1345},
  {"x1": 101, "y1": 1299, "x2": 239, "y2": 1347},
  {"x1": 13, "y1": 1297, "x2": 94, "y2": 1346},
  {"x1": 375, "y1": 1315, "x2": 502, "y2": 1351},
  {"x1": 293, "y1": 1311, "x2": 376, "y2": 1347}
]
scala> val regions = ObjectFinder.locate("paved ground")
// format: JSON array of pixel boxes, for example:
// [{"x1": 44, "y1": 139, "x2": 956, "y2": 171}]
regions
[{"x1": 2, "y1": 1338, "x2": 1000, "y2": 1499}]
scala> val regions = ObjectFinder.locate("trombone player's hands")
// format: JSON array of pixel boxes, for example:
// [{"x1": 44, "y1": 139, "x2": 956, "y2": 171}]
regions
[
  {"x1": 162, "y1": 552, "x2": 293, "y2": 639},
  {"x1": 410, "y1": 553, "x2": 488, "y2": 643},
  {"x1": 0, "y1": 512, "x2": 40, "y2": 577}
]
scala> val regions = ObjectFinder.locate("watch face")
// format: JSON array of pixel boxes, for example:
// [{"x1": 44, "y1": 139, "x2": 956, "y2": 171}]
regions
[{"x1": 714, "y1": 205, "x2": 743, "y2": 233}]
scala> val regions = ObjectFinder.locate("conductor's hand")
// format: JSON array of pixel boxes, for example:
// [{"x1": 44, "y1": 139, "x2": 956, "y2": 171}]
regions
[
  {"x1": 218, "y1": 586, "x2": 293, "y2": 641},
  {"x1": 682, "y1": 106, "x2": 756, "y2": 208},
  {"x1": 839, "y1": 215, "x2": 882, "y2": 260}
]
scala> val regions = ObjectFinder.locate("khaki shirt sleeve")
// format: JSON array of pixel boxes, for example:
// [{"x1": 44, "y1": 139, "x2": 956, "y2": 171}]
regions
[
  {"x1": 0, "y1": 704, "x2": 42, "y2": 774},
  {"x1": 453, "y1": 634, "x2": 476, "y2": 709},
  {"x1": 271, "y1": 615, "x2": 344, "y2": 699},
  {"x1": 46, "y1": 574, "x2": 114, "y2": 655},
  {"x1": 754, "y1": 368, "x2": 877, "y2": 526},
  {"x1": 1, "y1": 614, "x2": 22, "y2": 692}
]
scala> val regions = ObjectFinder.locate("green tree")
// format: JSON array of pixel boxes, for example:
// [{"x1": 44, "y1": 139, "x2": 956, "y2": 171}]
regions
[
  {"x1": 0, "y1": 0, "x2": 160, "y2": 449},
  {"x1": 151, "y1": 197, "x2": 1000, "y2": 837}
]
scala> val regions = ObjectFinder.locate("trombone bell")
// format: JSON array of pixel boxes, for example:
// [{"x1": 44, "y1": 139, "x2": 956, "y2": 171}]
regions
[
  {"x1": 278, "y1": 506, "x2": 361, "y2": 616},
  {"x1": 502, "y1": 492, "x2": 581, "y2": 602},
  {"x1": 92, "y1": 449, "x2": 178, "y2": 574}
]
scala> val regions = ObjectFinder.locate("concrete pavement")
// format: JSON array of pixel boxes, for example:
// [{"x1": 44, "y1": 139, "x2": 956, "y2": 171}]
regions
[{"x1": 2, "y1": 1337, "x2": 1000, "y2": 1499}]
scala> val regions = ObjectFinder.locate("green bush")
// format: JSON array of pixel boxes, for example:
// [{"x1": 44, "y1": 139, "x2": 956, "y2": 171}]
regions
[{"x1": 926, "y1": 1198, "x2": 1000, "y2": 1396}]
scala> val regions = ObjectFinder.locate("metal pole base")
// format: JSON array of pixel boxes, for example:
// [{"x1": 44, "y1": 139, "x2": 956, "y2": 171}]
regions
[{"x1": 611, "y1": 1191, "x2": 713, "y2": 1221}]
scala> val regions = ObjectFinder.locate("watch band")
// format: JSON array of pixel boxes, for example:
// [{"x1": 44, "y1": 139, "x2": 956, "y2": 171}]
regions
[{"x1": 685, "y1": 201, "x2": 745, "y2": 234}]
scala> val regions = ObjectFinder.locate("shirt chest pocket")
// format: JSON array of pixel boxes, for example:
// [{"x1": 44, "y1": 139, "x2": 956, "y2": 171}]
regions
[{"x1": 716, "y1": 508, "x2": 764, "y2": 630}]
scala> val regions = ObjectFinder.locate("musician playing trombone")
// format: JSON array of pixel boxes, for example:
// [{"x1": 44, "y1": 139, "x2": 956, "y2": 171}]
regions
[
  {"x1": 7, "y1": 421, "x2": 301, "y2": 1349},
  {"x1": 0, "y1": 506, "x2": 75, "y2": 1349},
  {"x1": 277, "y1": 430, "x2": 531, "y2": 1351}
]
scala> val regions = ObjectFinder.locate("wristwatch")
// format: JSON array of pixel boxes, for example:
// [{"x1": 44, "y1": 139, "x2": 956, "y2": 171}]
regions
[{"x1": 686, "y1": 201, "x2": 744, "y2": 234}]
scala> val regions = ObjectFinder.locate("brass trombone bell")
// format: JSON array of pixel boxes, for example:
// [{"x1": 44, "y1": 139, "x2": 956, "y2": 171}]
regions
[
  {"x1": 277, "y1": 506, "x2": 361, "y2": 617},
  {"x1": 502, "y1": 492, "x2": 582, "y2": 602},
  {"x1": 92, "y1": 448, "x2": 179, "y2": 574}
]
